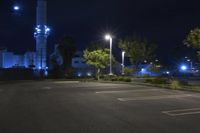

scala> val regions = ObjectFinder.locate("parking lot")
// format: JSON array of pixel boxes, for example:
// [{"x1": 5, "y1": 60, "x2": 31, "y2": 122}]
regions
[{"x1": 0, "y1": 81, "x2": 200, "y2": 133}]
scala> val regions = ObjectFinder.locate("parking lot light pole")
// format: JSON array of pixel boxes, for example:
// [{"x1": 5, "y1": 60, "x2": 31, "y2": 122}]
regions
[
  {"x1": 105, "y1": 34, "x2": 113, "y2": 76},
  {"x1": 122, "y1": 51, "x2": 125, "y2": 75}
]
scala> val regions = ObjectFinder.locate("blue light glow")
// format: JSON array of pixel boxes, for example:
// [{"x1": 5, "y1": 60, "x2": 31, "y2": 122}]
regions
[
  {"x1": 37, "y1": 28, "x2": 41, "y2": 33},
  {"x1": 78, "y1": 73, "x2": 82, "y2": 77},
  {"x1": 166, "y1": 71, "x2": 170, "y2": 74},
  {"x1": 45, "y1": 70, "x2": 48, "y2": 76},
  {"x1": 180, "y1": 65, "x2": 188, "y2": 71},
  {"x1": 34, "y1": 25, "x2": 50, "y2": 37},
  {"x1": 45, "y1": 26, "x2": 50, "y2": 34},
  {"x1": 141, "y1": 68, "x2": 146, "y2": 73},
  {"x1": 13, "y1": 5, "x2": 20, "y2": 11},
  {"x1": 87, "y1": 72, "x2": 92, "y2": 76}
]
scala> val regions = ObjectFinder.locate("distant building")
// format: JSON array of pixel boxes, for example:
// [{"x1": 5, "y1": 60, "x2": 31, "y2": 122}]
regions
[
  {"x1": 24, "y1": 52, "x2": 36, "y2": 68},
  {"x1": 72, "y1": 51, "x2": 94, "y2": 77},
  {"x1": 72, "y1": 51, "x2": 88, "y2": 69},
  {"x1": 50, "y1": 44, "x2": 63, "y2": 67},
  {"x1": 0, "y1": 0, "x2": 49, "y2": 76},
  {"x1": 13, "y1": 55, "x2": 24, "y2": 67},
  {"x1": 0, "y1": 48, "x2": 36, "y2": 69},
  {"x1": 1, "y1": 50, "x2": 14, "y2": 68}
]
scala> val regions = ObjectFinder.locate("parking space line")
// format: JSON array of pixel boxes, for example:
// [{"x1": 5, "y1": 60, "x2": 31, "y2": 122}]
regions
[
  {"x1": 96, "y1": 89, "x2": 160, "y2": 94},
  {"x1": 117, "y1": 94, "x2": 195, "y2": 101},
  {"x1": 162, "y1": 108, "x2": 200, "y2": 116},
  {"x1": 54, "y1": 81, "x2": 80, "y2": 84},
  {"x1": 42, "y1": 87, "x2": 52, "y2": 90}
]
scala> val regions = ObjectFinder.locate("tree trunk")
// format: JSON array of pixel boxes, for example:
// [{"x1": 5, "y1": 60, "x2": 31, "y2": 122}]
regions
[{"x1": 97, "y1": 68, "x2": 101, "y2": 81}]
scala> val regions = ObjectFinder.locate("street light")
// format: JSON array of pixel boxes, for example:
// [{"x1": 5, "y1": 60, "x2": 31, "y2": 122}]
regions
[
  {"x1": 180, "y1": 65, "x2": 188, "y2": 71},
  {"x1": 186, "y1": 58, "x2": 193, "y2": 70},
  {"x1": 13, "y1": 5, "x2": 20, "y2": 11},
  {"x1": 105, "y1": 34, "x2": 113, "y2": 76},
  {"x1": 122, "y1": 51, "x2": 125, "y2": 75}
]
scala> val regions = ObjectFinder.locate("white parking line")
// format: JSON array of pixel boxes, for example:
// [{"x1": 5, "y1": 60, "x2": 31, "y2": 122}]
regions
[
  {"x1": 96, "y1": 89, "x2": 160, "y2": 94},
  {"x1": 54, "y1": 81, "x2": 80, "y2": 84},
  {"x1": 43, "y1": 87, "x2": 52, "y2": 90},
  {"x1": 162, "y1": 108, "x2": 200, "y2": 116},
  {"x1": 118, "y1": 94, "x2": 196, "y2": 101}
]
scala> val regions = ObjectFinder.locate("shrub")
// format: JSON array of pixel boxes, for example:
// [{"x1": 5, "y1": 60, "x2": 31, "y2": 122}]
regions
[
  {"x1": 118, "y1": 76, "x2": 124, "y2": 81},
  {"x1": 152, "y1": 77, "x2": 168, "y2": 84},
  {"x1": 142, "y1": 74, "x2": 151, "y2": 78},
  {"x1": 124, "y1": 68, "x2": 134, "y2": 76},
  {"x1": 123, "y1": 77, "x2": 131, "y2": 82},
  {"x1": 111, "y1": 76, "x2": 118, "y2": 81},
  {"x1": 110, "y1": 76, "x2": 132, "y2": 82},
  {"x1": 102, "y1": 75, "x2": 109, "y2": 81},
  {"x1": 170, "y1": 80, "x2": 181, "y2": 89},
  {"x1": 102, "y1": 75, "x2": 131, "y2": 82},
  {"x1": 145, "y1": 79, "x2": 153, "y2": 83}
]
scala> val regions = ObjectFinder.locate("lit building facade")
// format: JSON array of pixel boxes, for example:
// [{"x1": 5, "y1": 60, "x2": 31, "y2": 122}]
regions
[
  {"x1": 72, "y1": 51, "x2": 94, "y2": 77},
  {"x1": 0, "y1": 49, "x2": 36, "y2": 68},
  {"x1": 0, "y1": 0, "x2": 49, "y2": 73}
]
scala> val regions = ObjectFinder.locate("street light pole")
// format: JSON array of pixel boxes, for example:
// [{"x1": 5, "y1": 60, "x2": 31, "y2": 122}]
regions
[
  {"x1": 109, "y1": 37, "x2": 113, "y2": 75},
  {"x1": 122, "y1": 51, "x2": 125, "y2": 75},
  {"x1": 187, "y1": 58, "x2": 193, "y2": 71},
  {"x1": 105, "y1": 34, "x2": 113, "y2": 76}
]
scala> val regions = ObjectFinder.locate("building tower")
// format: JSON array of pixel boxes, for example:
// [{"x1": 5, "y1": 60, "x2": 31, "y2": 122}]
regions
[{"x1": 34, "y1": 0, "x2": 50, "y2": 70}]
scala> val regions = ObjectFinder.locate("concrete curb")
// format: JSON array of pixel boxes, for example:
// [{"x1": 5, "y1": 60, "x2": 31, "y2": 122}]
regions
[{"x1": 81, "y1": 80, "x2": 200, "y2": 93}]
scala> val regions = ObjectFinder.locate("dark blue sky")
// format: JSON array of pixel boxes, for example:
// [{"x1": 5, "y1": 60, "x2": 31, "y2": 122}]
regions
[{"x1": 0, "y1": 0, "x2": 200, "y2": 63}]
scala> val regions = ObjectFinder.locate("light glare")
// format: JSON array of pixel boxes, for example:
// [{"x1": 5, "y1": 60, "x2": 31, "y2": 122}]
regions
[
  {"x1": 13, "y1": 6, "x2": 20, "y2": 11},
  {"x1": 181, "y1": 65, "x2": 187, "y2": 71},
  {"x1": 105, "y1": 34, "x2": 111, "y2": 40}
]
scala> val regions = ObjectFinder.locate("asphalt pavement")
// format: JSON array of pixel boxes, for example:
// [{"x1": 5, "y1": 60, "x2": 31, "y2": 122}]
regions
[{"x1": 0, "y1": 80, "x2": 200, "y2": 133}]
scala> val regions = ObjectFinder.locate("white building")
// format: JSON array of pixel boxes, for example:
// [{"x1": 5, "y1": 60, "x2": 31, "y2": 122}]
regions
[
  {"x1": 72, "y1": 51, "x2": 88, "y2": 69},
  {"x1": 0, "y1": 49, "x2": 36, "y2": 68},
  {"x1": 13, "y1": 55, "x2": 24, "y2": 67},
  {"x1": 72, "y1": 51, "x2": 94, "y2": 77},
  {"x1": 24, "y1": 52, "x2": 36, "y2": 68},
  {"x1": 1, "y1": 51, "x2": 14, "y2": 68}
]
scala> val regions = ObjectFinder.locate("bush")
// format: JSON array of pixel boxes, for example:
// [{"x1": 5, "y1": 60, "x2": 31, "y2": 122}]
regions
[
  {"x1": 124, "y1": 68, "x2": 134, "y2": 76},
  {"x1": 123, "y1": 77, "x2": 132, "y2": 82},
  {"x1": 118, "y1": 76, "x2": 124, "y2": 81},
  {"x1": 114, "y1": 76, "x2": 131, "y2": 82},
  {"x1": 102, "y1": 75, "x2": 109, "y2": 81},
  {"x1": 111, "y1": 76, "x2": 118, "y2": 81},
  {"x1": 145, "y1": 79, "x2": 153, "y2": 83},
  {"x1": 170, "y1": 80, "x2": 181, "y2": 89},
  {"x1": 142, "y1": 74, "x2": 151, "y2": 78},
  {"x1": 102, "y1": 74, "x2": 118, "y2": 81},
  {"x1": 102, "y1": 75, "x2": 131, "y2": 82},
  {"x1": 151, "y1": 77, "x2": 168, "y2": 84}
]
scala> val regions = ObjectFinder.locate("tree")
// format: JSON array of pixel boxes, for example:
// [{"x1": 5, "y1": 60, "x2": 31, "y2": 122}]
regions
[
  {"x1": 83, "y1": 49, "x2": 110, "y2": 80},
  {"x1": 124, "y1": 67, "x2": 134, "y2": 76},
  {"x1": 198, "y1": 51, "x2": 200, "y2": 61},
  {"x1": 57, "y1": 35, "x2": 77, "y2": 70},
  {"x1": 118, "y1": 35, "x2": 157, "y2": 69},
  {"x1": 185, "y1": 28, "x2": 200, "y2": 48},
  {"x1": 185, "y1": 27, "x2": 200, "y2": 60}
]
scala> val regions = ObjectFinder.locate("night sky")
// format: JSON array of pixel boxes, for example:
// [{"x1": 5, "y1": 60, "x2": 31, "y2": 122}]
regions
[{"x1": 0, "y1": 0, "x2": 200, "y2": 64}]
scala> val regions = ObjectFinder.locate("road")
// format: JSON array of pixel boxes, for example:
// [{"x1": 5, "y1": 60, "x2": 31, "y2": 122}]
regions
[{"x1": 0, "y1": 80, "x2": 200, "y2": 133}]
